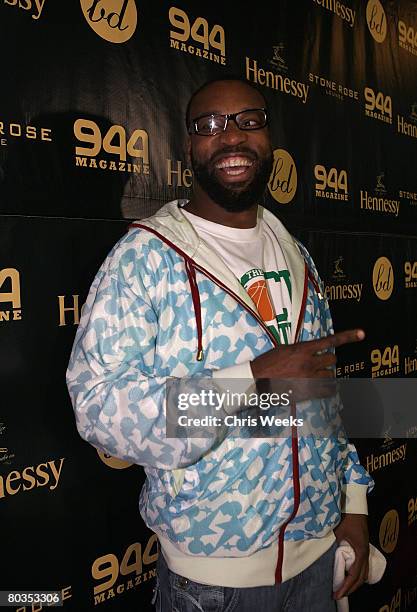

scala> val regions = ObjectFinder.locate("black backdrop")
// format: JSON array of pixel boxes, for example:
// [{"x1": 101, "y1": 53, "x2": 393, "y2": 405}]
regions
[{"x1": 1, "y1": 1, "x2": 417, "y2": 610}]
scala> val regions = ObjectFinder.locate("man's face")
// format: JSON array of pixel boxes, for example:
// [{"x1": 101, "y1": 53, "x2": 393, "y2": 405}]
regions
[{"x1": 188, "y1": 81, "x2": 273, "y2": 212}]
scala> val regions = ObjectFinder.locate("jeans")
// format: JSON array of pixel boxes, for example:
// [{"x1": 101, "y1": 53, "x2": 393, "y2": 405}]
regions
[{"x1": 152, "y1": 541, "x2": 337, "y2": 611}]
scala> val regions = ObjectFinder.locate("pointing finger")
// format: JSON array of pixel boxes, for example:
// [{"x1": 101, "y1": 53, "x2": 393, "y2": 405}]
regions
[{"x1": 311, "y1": 329, "x2": 365, "y2": 352}]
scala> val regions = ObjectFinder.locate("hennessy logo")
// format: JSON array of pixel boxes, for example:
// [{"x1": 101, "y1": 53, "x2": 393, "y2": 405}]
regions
[
  {"x1": 332, "y1": 256, "x2": 346, "y2": 280},
  {"x1": 268, "y1": 148, "x2": 297, "y2": 204},
  {"x1": 410, "y1": 103, "x2": 417, "y2": 122},
  {"x1": 325, "y1": 257, "x2": 363, "y2": 302},
  {"x1": 373, "y1": 256, "x2": 394, "y2": 300},
  {"x1": 269, "y1": 44, "x2": 288, "y2": 72},
  {"x1": 3, "y1": 0, "x2": 46, "y2": 20},
  {"x1": 0, "y1": 458, "x2": 65, "y2": 500},
  {"x1": 167, "y1": 159, "x2": 192, "y2": 187},
  {"x1": 382, "y1": 426, "x2": 394, "y2": 448},
  {"x1": 379, "y1": 509, "x2": 399, "y2": 553},
  {"x1": 80, "y1": 0, "x2": 138, "y2": 43},
  {"x1": 366, "y1": 0, "x2": 387, "y2": 43},
  {"x1": 0, "y1": 268, "x2": 22, "y2": 322},
  {"x1": 375, "y1": 172, "x2": 387, "y2": 194}
]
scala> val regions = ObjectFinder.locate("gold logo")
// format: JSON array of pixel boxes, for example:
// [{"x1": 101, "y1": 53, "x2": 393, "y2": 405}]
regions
[
  {"x1": 399, "y1": 20, "x2": 417, "y2": 56},
  {"x1": 408, "y1": 496, "x2": 417, "y2": 527},
  {"x1": 364, "y1": 87, "x2": 392, "y2": 124},
  {"x1": 74, "y1": 119, "x2": 149, "y2": 174},
  {"x1": 269, "y1": 44, "x2": 288, "y2": 72},
  {"x1": 0, "y1": 120, "x2": 52, "y2": 143},
  {"x1": 169, "y1": 7, "x2": 226, "y2": 65},
  {"x1": 378, "y1": 588, "x2": 402, "y2": 612},
  {"x1": 246, "y1": 58, "x2": 309, "y2": 104},
  {"x1": 382, "y1": 426, "x2": 394, "y2": 449},
  {"x1": 0, "y1": 268, "x2": 22, "y2": 323},
  {"x1": 375, "y1": 172, "x2": 387, "y2": 194},
  {"x1": 268, "y1": 149, "x2": 297, "y2": 204},
  {"x1": 405, "y1": 261, "x2": 417, "y2": 288},
  {"x1": 332, "y1": 256, "x2": 345, "y2": 280},
  {"x1": 4, "y1": 0, "x2": 47, "y2": 20},
  {"x1": 0, "y1": 458, "x2": 65, "y2": 500},
  {"x1": 92, "y1": 534, "x2": 158, "y2": 604},
  {"x1": 371, "y1": 345, "x2": 400, "y2": 378},
  {"x1": 80, "y1": 0, "x2": 138, "y2": 44},
  {"x1": 365, "y1": 442, "x2": 407, "y2": 473},
  {"x1": 325, "y1": 257, "x2": 363, "y2": 303},
  {"x1": 314, "y1": 165, "x2": 349, "y2": 201},
  {"x1": 97, "y1": 450, "x2": 132, "y2": 470},
  {"x1": 366, "y1": 0, "x2": 387, "y2": 43},
  {"x1": 405, "y1": 346, "x2": 417, "y2": 375},
  {"x1": 167, "y1": 159, "x2": 192, "y2": 187},
  {"x1": 379, "y1": 509, "x2": 399, "y2": 553},
  {"x1": 336, "y1": 360, "x2": 365, "y2": 378},
  {"x1": 373, "y1": 256, "x2": 394, "y2": 300}
]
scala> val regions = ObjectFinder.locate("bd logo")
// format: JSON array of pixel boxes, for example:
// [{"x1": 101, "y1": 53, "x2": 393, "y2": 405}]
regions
[
  {"x1": 80, "y1": 0, "x2": 138, "y2": 44},
  {"x1": 366, "y1": 0, "x2": 387, "y2": 44},
  {"x1": 373, "y1": 256, "x2": 394, "y2": 300},
  {"x1": 268, "y1": 148, "x2": 297, "y2": 205},
  {"x1": 379, "y1": 509, "x2": 399, "y2": 553},
  {"x1": 97, "y1": 450, "x2": 132, "y2": 469}
]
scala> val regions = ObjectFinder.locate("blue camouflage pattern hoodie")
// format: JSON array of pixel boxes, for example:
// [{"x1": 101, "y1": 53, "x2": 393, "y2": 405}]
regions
[{"x1": 66, "y1": 200, "x2": 374, "y2": 587}]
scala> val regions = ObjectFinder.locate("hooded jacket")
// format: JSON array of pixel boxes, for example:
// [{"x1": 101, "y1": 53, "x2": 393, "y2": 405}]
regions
[{"x1": 66, "y1": 200, "x2": 374, "y2": 587}]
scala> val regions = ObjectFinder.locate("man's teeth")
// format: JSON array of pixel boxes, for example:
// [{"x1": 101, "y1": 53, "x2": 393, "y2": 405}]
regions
[{"x1": 215, "y1": 156, "x2": 253, "y2": 169}]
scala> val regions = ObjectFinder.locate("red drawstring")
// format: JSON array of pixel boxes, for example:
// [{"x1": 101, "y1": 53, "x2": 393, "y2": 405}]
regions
[
  {"x1": 128, "y1": 223, "x2": 204, "y2": 361},
  {"x1": 184, "y1": 258, "x2": 204, "y2": 361}
]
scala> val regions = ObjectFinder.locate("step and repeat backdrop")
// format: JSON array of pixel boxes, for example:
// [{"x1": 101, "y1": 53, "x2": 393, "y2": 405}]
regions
[{"x1": 1, "y1": 1, "x2": 417, "y2": 611}]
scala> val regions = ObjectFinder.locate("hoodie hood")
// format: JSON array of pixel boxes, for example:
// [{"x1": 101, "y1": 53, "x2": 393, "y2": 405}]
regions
[{"x1": 130, "y1": 200, "x2": 308, "y2": 333}]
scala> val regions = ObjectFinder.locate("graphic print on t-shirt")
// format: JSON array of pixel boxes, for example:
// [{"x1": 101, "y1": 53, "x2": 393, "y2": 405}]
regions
[{"x1": 240, "y1": 268, "x2": 292, "y2": 344}]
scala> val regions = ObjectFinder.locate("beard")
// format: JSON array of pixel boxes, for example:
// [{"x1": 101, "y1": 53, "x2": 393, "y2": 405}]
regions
[{"x1": 191, "y1": 146, "x2": 273, "y2": 212}]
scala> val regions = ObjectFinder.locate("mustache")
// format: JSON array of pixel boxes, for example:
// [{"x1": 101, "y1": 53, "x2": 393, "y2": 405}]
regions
[{"x1": 209, "y1": 146, "x2": 258, "y2": 165}]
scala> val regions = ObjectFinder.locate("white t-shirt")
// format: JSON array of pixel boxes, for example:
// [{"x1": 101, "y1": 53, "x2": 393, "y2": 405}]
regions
[{"x1": 182, "y1": 209, "x2": 292, "y2": 345}]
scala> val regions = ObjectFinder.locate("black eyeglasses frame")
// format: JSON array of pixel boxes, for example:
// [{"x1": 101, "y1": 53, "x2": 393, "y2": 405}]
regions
[{"x1": 188, "y1": 107, "x2": 268, "y2": 136}]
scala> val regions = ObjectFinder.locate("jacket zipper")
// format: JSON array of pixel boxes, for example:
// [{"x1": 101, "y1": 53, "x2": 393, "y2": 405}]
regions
[
  {"x1": 184, "y1": 258, "x2": 204, "y2": 361},
  {"x1": 274, "y1": 261, "x2": 308, "y2": 583}
]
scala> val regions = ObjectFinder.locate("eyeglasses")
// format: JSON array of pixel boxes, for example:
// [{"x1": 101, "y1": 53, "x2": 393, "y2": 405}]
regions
[{"x1": 189, "y1": 108, "x2": 268, "y2": 136}]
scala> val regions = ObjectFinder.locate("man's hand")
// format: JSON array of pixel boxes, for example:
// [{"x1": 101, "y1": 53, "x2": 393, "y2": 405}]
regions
[
  {"x1": 250, "y1": 329, "x2": 365, "y2": 379},
  {"x1": 333, "y1": 513, "x2": 369, "y2": 599}
]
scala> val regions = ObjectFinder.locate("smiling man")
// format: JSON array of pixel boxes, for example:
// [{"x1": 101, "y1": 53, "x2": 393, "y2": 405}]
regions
[
  {"x1": 185, "y1": 82, "x2": 273, "y2": 216},
  {"x1": 67, "y1": 78, "x2": 374, "y2": 611}
]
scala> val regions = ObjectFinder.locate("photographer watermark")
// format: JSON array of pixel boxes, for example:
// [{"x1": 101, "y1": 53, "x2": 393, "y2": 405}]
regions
[
  {"x1": 165, "y1": 378, "x2": 417, "y2": 440},
  {"x1": 177, "y1": 387, "x2": 302, "y2": 429}
]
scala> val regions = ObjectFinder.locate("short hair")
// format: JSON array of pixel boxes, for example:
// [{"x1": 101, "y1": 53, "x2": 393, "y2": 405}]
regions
[{"x1": 185, "y1": 76, "x2": 268, "y2": 131}]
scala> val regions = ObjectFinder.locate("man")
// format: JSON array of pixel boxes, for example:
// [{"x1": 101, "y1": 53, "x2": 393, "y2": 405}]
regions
[{"x1": 67, "y1": 78, "x2": 374, "y2": 611}]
